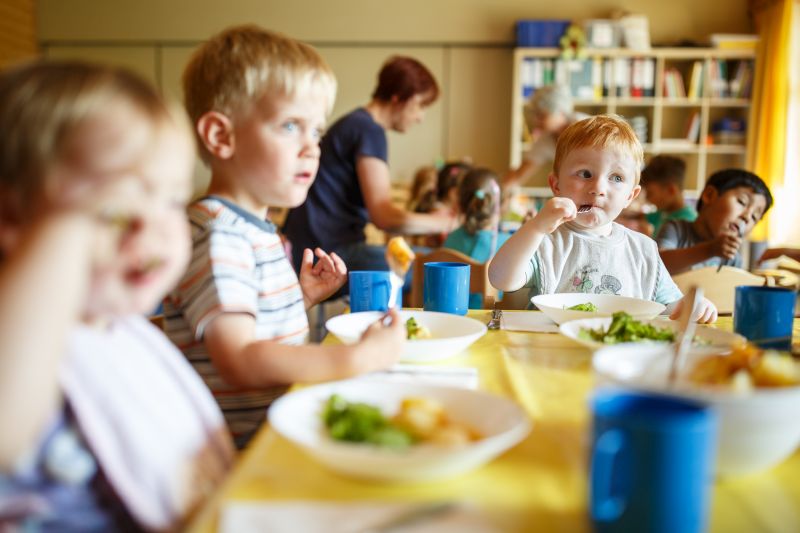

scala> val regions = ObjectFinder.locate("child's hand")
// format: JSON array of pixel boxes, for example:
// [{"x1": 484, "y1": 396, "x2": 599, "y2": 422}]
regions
[
  {"x1": 710, "y1": 229, "x2": 742, "y2": 261},
  {"x1": 299, "y1": 247, "x2": 347, "y2": 307},
  {"x1": 529, "y1": 197, "x2": 577, "y2": 234},
  {"x1": 357, "y1": 308, "x2": 405, "y2": 368},
  {"x1": 669, "y1": 296, "x2": 718, "y2": 324}
]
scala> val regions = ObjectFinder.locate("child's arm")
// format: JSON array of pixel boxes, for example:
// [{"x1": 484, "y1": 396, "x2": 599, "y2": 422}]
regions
[
  {"x1": 0, "y1": 213, "x2": 97, "y2": 469},
  {"x1": 201, "y1": 309, "x2": 405, "y2": 388},
  {"x1": 298, "y1": 247, "x2": 347, "y2": 309},
  {"x1": 357, "y1": 157, "x2": 454, "y2": 234},
  {"x1": 658, "y1": 229, "x2": 741, "y2": 273},
  {"x1": 757, "y1": 247, "x2": 800, "y2": 265},
  {"x1": 489, "y1": 197, "x2": 577, "y2": 292}
]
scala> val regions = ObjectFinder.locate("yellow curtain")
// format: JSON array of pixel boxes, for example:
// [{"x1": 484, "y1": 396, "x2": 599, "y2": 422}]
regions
[{"x1": 747, "y1": 0, "x2": 795, "y2": 240}]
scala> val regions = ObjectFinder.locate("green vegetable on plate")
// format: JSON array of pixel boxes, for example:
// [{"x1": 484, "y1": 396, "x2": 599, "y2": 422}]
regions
[
  {"x1": 578, "y1": 311, "x2": 674, "y2": 344},
  {"x1": 565, "y1": 302, "x2": 598, "y2": 312},
  {"x1": 322, "y1": 394, "x2": 414, "y2": 449}
]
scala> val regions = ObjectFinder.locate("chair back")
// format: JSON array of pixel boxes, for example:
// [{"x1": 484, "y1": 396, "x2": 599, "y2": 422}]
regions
[
  {"x1": 672, "y1": 266, "x2": 768, "y2": 314},
  {"x1": 410, "y1": 248, "x2": 497, "y2": 309}
]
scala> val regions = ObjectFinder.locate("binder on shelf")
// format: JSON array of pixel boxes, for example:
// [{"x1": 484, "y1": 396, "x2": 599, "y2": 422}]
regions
[
  {"x1": 687, "y1": 61, "x2": 704, "y2": 99},
  {"x1": 685, "y1": 111, "x2": 701, "y2": 142},
  {"x1": 643, "y1": 58, "x2": 655, "y2": 97}
]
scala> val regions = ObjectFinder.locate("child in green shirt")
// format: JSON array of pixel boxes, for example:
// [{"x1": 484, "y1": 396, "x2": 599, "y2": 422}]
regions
[{"x1": 641, "y1": 155, "x2": 697, "y2": 237}]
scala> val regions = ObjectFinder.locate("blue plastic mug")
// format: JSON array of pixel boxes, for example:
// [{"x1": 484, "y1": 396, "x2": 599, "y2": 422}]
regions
[
  {"x1": 590, "y1": 390, "x2": 717, "y2": 533},
  {"x1": 423, "y1": 262, "x2": 470, "y2": 315},
  {"x1": 734, "y1": 286, "x2": 796, "y2": 350},
  {"x1": 348, "y1": 271, "x2": 400, "y2": 312}
]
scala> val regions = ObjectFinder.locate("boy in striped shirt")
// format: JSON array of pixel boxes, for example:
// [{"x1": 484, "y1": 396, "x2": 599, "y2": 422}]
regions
[{"x1": 164, "y1": 25, "x2": 405, "y2": 449}]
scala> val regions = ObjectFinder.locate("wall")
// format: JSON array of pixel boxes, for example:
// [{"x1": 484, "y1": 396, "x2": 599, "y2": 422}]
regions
[
  {"x1": 1, "y1": 0, "x2": 37, "y2": 67},
  {"x1": 37, "y1": 0, "x2": 752, "y2": 193}
]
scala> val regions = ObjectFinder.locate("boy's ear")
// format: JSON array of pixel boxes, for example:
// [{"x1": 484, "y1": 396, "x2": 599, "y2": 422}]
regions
[
  {"x1": 699, "y1": 185, "x2": 718, "y2": 208},
  {"x1": 547, "y1": 172, "x2": 560, "y2": 195},
  {"x1": 197, "y1": 111, "x2": 235, "y2": 160},
  {"x1": 625, "y1": 184, "x2": 642, "y2": 207}
]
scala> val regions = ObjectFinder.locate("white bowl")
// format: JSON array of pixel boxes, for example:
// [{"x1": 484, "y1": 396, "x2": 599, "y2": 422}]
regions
[
  {"x1": 531, "y1": 293, "x2": 666, "y2": 325},
  {"x1": 593, "y1": 343, "x2": 800, "y2": 476},
  {"x1": 268, "y1": 380, "x2": 531, "y2": 482},
  {"x1": 559, "y1": 316, "x2": 745, "y2": 352},
  {"x1": 326, "y1": 310, "x2": 487, "y2": 363}
]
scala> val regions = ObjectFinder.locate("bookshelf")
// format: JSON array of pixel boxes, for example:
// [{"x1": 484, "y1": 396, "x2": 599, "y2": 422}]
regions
[{"x1": 510, "y1": 47, "x2": 756, "y2": 197}]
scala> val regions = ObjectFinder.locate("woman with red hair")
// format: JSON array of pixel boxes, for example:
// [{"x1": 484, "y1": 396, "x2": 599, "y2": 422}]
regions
[{"x1": 284, "y1": 56, "x2": 454, "y2": 282}]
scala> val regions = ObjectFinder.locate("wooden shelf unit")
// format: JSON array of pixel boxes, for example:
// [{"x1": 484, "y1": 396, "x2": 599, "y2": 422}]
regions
[{"x1": 510, "y1": 47, "x2": 755, "y2": 197}]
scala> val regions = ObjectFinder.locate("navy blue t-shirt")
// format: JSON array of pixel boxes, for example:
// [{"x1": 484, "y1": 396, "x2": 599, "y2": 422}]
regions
[{"x1": 283, "y1": 107, "x2": 387, "y2": 269}]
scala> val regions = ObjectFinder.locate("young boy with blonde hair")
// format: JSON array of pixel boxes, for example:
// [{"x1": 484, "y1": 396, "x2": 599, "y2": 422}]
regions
[
  {"x1": 489, "y1": 115, "x2": 716, "y2": 323},
  {"x1": 165, "y1": 25, "x2": 405, "y2": 448}
]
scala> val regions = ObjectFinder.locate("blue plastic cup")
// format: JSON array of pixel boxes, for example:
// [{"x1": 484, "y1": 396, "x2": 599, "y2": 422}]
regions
[
  {"x1": 590, "y1": 390, "x2": 717, "y2": 533},
  {"x1": 348, "y1": 271, "x2": 400, "y2": 312},
  {"x1": 423, "y1": 262, "x2": 470, "y2": 315},
  {"x1": 733, "y1": 286, "x2": 796, "y2": 350}
]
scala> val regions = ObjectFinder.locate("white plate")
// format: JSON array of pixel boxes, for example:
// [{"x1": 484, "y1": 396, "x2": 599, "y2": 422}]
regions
[
  {"x1": 593, "y1": 344, "x2": 800, "y2": 476},
  {"x1": 268, "y1": 380, "x2": 531, "y2": 482},
  {"x1": 559, "y1": 316, "x2": 745, "y2": 352},
  {"x1": 531, "y1": 293, "x2": 666, "y2": 325},
  {"x1": 326, "y1": 310, "x2": 487, "y2": 363}
]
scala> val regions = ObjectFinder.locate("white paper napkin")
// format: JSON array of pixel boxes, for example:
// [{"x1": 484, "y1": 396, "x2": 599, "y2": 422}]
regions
[
  {"x1": 220, "y1": 501, "x2": 498, "y2": 533},
  {"x1": 358, "y1": 365, "x2": 479, "y2": 390},
  {"x1": 500, "y1": 311, "x2": 560, "y2": 333}
]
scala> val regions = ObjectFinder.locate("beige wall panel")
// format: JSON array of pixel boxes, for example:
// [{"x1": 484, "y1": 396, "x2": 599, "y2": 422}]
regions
[
  {"x1": 162, "y1": 45, "x2": 212, "y2": 197},
  {"x1": 446, "y1": 47, "x2": 513, "y2": 175},
  {"x1": 318, "y1": 46, "x2": 446, "y2": 183},
  {"x1": 43, "y1": 46, "x2": 157, "y2": 85},
  {"x1": 38, "y1": 0, "x2": 751, "y2": 45}
]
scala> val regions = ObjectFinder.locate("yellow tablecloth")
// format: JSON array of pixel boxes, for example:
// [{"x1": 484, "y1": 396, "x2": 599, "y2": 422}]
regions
[{"x1": 188, "y1": 313, "x2": 800, "y2": 532}]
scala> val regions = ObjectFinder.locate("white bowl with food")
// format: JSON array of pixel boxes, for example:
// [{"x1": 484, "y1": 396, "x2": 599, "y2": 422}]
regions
[
  {"x1": 593, "y1": 343, "x2": 800, "y2": 476},
  {"x1": 559, "y1": 314, "x2": 745, "y2": 351},
  {"x1": 326, "y1": 310, "x2": 487, "y2": 363},
  {"x1": 268, "y1": 380, "x2": 531, "y2": 482},
  {"x1": 531, "y1": 293, "x2": 666, "y2": 325}
]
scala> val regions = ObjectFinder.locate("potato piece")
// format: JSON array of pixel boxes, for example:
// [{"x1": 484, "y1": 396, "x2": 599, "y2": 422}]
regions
[
  {"x1": 392, "y1": 397, "x2": 445, "y2": 439},
  {"x1": 427, "y1": 424, "x2": 473, "y2": 447},
  {"x1": 752, "y1": 352, "x2": 800, "y2": 387}
]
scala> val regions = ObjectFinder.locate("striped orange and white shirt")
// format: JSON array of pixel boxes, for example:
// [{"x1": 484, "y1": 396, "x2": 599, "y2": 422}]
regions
[{"x1": 164, "y1": 196, "x2": 308, "y2": 448}]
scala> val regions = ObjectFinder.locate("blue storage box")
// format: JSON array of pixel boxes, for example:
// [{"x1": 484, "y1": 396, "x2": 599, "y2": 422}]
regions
[{"x1": 516, "y1": 20, "x2": 571, "y2": 47}]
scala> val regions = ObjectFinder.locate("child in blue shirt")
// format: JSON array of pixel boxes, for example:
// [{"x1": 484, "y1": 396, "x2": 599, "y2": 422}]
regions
[{"x1": 444, "y1": 168, "x2": 511, "y2": 263}]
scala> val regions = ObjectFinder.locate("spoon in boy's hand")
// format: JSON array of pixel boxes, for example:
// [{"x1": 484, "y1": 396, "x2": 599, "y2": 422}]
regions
[{"x1": 385, "y1": 237, "x2": 415, "y2": 310}]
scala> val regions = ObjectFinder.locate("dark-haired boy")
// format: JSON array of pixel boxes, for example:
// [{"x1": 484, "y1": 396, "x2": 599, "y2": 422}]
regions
[
  {"x1": 657, "y1": 168, "x2": 773, "y2": 274},
  {"x1": 641, "y1": 155, "x2": 696, "y2": 237}
]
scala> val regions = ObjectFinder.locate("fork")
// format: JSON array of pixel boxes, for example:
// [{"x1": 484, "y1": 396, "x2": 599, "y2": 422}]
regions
[
  {"x1": 487, "y1": 304, "x2": 503, "y2": 330},
  {"x1": 577, "y1": 205, "x2": 592, "y2": 213}
]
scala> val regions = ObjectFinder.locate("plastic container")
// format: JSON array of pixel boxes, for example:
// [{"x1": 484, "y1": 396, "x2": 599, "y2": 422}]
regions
[{"x1": 516, "y1": 20, "x2": 571, "y2": 47}]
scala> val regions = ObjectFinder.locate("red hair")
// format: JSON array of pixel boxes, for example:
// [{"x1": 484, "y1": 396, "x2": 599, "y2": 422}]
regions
[{"x1": 372, "y1": 56, "x2": 439, "y2": 106}]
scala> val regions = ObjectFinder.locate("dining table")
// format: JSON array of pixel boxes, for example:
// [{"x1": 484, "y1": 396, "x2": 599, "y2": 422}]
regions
[{"x1": 187, "y1": 311, "x2": 800, "y2": 533}]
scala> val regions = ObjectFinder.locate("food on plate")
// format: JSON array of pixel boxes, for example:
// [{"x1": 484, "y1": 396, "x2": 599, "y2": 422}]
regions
[
  {"x1": 323, "y1": 394, "x2": 413, "y2": 449},
  {"x1": 386, "y1": 236, "x2": 415, "y2": 275},
  {"x1": 565, "y1": 302, "x2": 598, "y2": 312},
  {"x1": 322, "y1": 394, "x2": 479, "y2": 449},
  {"x1": 688, "y1": 343, "x2": 800, "y2": 391},
  {"x1": 579, "y1": 311, "x2": 674, "y2": 344},
  {"x1": 405, "y1": 317, "x2": 432, "y2": 340}
]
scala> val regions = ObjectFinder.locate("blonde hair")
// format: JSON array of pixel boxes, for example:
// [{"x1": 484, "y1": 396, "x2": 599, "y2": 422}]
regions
[
  {"x1": 0, "y1": 60, "x2": 189, "y2": 219},
  {"x1": 553, "y1": 114, "x2": 644, "y2": 184},
  {"x1": 183, "y1": 25, "x2": 337, "y2": 162}
]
